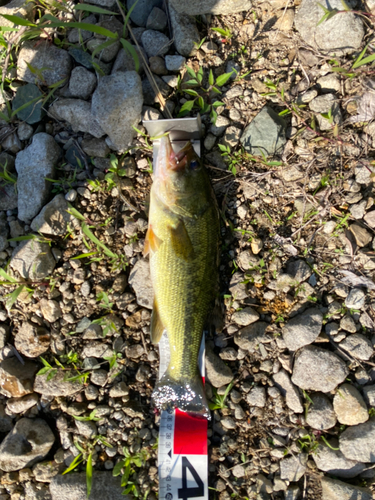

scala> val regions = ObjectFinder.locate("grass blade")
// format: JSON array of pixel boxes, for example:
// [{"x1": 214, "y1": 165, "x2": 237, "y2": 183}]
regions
[
  {"x1": 352, "y1": 52, "x2": 375, "y2": 69},
  {"x1": 86, "y1": 452, "x2": 93, "y2": 497},
  {"x1": 120, "y1": 39, "x2": 140, "y2": 72},
  {"x1": 5, "y1": 285, "x2": 25, "y2": 311},
  {"x1": 81, "y1": 222, "x2": 117, "y2": 258},
  {"x1": 62, "y1": 453, "x2": 83, "y2": 475},
  {"x1": 0, "y1": 14, "x2": 36, "y2": 26},
  {"x1": 74, "y1": 4, "x2": 118, "y2": 15}
]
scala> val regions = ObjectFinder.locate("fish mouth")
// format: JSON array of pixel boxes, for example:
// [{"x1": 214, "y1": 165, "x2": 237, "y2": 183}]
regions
[{"x1": 156, "y1": 135, "x2": 195, "y2": 175}]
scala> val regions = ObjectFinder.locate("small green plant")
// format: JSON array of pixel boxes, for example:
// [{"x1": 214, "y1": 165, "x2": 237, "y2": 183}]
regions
[
  {"x1": 97, "y1": 291, "x2": 114, "y2": 311},
  {"x1": 211, "y1": 26, "x2": 232, "y2": 40},
  {"x1": 298, "y1": 433, "x2": 319, "y2": 454},
  {"x1": 177, "y1": 66, "x2": 233, "y2": 124},
  {"x1": 113, "y1": 446, "x2": 150, "y2": 496},
  {"x1": 209, "y1": 381, "x2": 234, "y2": 410},
  {"x1": 73, "y1": 410, "x2": 100, "y2": 422},
  {"x1": 63, "y1": 434, "x2": 112, "y2": 497}
]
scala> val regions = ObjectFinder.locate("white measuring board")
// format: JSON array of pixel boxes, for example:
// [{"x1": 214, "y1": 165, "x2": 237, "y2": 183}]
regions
[{"x1": 158, "y1": 330, "x2": 208, "y2": 500}]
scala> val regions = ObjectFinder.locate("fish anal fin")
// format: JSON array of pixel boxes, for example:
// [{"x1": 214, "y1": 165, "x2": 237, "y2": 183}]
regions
[
  {"x1": 144, "y1": 225, "x2": 162, "y2": 257},
  {"x1": 150, "y1": 299, "x2": 164, "y2": 344},
  {"x1": 169, "y1": 219, "x2": 194, "y2": 260}
]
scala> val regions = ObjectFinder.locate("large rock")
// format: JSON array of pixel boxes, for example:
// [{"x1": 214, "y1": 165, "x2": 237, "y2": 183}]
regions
[
  {"x1": 333, "y1": 383, "x2": 368, "y2": 426},
  {"x1": 0, "y1": 357, "x2": 38, "y2": 398},
  {"x1": 240, "y1": 106, "x2": 286, "y2": 156},
  {"x1": 91, "y1": 71, "x2": 143, "y2": 151},
  {"x1": 34, "y1": 369, "x2": 82, "y2": 397},
  {"x1": 0, "y1": 0, "x2": 34, "y2": 29},
  {"x1": 49, "y1": 99, "x2": 104, "y2": 139},
  {"x1": 128, "y1": 258, "x2": 153, "y2": 309},
  {"x1": 339, "y1": 418, "x2": 375, "y2": 462},
  {"x1": 0, "y1": 418, "x2": 54, "y2": 472},
  {"x1": 31, "y1": 194, "x2": 74, "y2": 236},
  {"x1": 320, "y1": 477, "x2": 371, "y2": 500},
  {"x1": 305, "y1": 393, "x2": 337, "y2": 430},
  {"x1": 17, "y1": 41, "x2": 72, "y2": 86},
  {"x1": 291, "y1": 346, "x2": 348, "y2": 392},
  {"x1": 168, "y1": 2, "x2": 200, "y2": 57},
  {"x1": 339, "y1": 334, "x2": 373, "y2": 361},
  {"x1": 273, "y1": 369, "x2": 303, "y2": 413},
  {"x1": 141, "y1": 30, "x2": 170, "y2": 58},
  {"x1": 313, "y1": 442, "x2": 366, "y2": 479},
  {"x1": 295, "y1": 0, "x2": 364, "y2": 56},
  {"x1": 15, "y1": 133, "x2": 62, "y2": 221},
  {"x1": 14, "y1": 321, "x2": 50, "y2": 358},
  {"x1": 280, "y1": 454, "x2": 307, "y2": 481},
  {"x1": 205, "y1": 348, "x2": 233, "y2": 388},
  {"x1": 169, "y1": 0, "x2": 251, "y2": 14},
  {"x1": 10, "y1": 239, "x2": 55, "y2": 280},
  {"x1": 282, "y1": 308, "x2": 323, "y2": 351},
  {"x1": 50, "y1": 471, "x2": 127, "y2": 500}
]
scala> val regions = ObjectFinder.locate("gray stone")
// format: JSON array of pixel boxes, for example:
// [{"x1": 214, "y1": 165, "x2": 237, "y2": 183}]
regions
[
  {"x1": 0, "y1": 324, "x2": 9, "y2": 350},
  {"x1": 205, "y1": 348, "x2": 233, "y2": 388},
  {"x1": 146, "y1": 7, "x2": 167, "y2": 30},
  {"x1": 210, "y1": 115, "x2": 230, "y2": 137},
  {"x1": 340, "y1": 418, "x2": 375, "y2": 462},
  {"x1": 291, "y1": 346, "x2": 348, "y2": 392},
  {"x1": 141, "y1": 30, "x2": 170, "y2": 58},
  {"x1": 350, "y1": 201, "x2": 367, "y2": 220},
  {"x1": 294, "y1": 0, "x2": 364, "y2": 56},
  {"x1": 169, "y1": 2, "x2": 200, "y2": 57},
  {"x1": 10, "y1": 239, "x2": 55, "y2": 280},
  {"x1": 333, "y1": 383, "x2": 368, "y2": 425},
  {"x1": 240, "y1": 106, "x2": 286, "y2": 156},
  {"x1": 17, "y1": 41, "x2": 72, "y2": 86},
  {"x1": 31, "y1": 194, "x2": 73, "y2": 235},
  {"x1": 85, "y1": 0, "x2": 117, "y2": 8},
  {"x1": 0, "y1": 0, "x2": 34, "y2": 29},
  {"x1": 49, "y1": 99, "x2": 104, "y2": 139},
  {"x1": 0, "y1": 357, "x2": 38, "y2": 398},
  {"x1": 286, "y1": 259, "x2": 312, "y2": 282},
  {"x1": 0, "y1": 418, "x2": 54, "y2": 472},
  {"x1": 50, "y1": 471, "x2": 127, "y2": 500},
  {"x1": 12, "y1": 84, "x2": 44, "y2": 124},
  {"x1": 0, "y1": 220, "x2": 8, "y2": 252},
  {"x1": 0, "y1": 404, "x2": 13, "y2": 433},
  {"x1": 111, "y1": 45, "x2": 146, "y2": 74},
  {"x1": 169, "y1": 0, "x2": 251, "y2": 15},
  {"x1": 67, "y1": 14, "x2": 96, "y2": 43},
  {"x1": 349, "y1": 223, "x2": 372, "y2": 247},
  {"x1": 34, "y1": 370, "x2": 82, "y2": 397},
  {"x1": 15, "y1": 321, "x2": 50, "y2": 358},
  {"x1": 17, "y1": 122, "x2": 33, "y2": 141},
  {"x1": 232, "y1": 307, "x2": 259, "y2": 327},
  {"x1": 234, "y1": 322, "x2": 268, "y2": 353},
  {"x1": 0, "y1": 182, "x2": 17, "y2": 211},
  {"x1": 280, "y1": 454, "x2": 307, "y2": 481},
  {"x1": 39, "y1": 299, "x2": 61, "y2": 323},
  {"x1": 339, "y1": 334, "x2": 373, "y2": 361},
  {"x1": 345, "y1": 288, "x2": 366, "y2": 310},
  {"x1": 316, "y1": 74, "x2": 341, "y2": 94},
  {"x1": 237, "y1": 249, "x2": 259, "y2": 270},
  {"x1": 142, "y1": 74, "x2": 171, "y2": 105},
  {"x1": 247, "y1": 386, "x2": 266, "y2": 407},
  {"x1": 81, "y1": 138, "x2": 109, "y2": 158},
  {"x1": 282, "y1": 308, "x2": 323, "y2": 351},
  {"x1": 15, "y1": 133, "x2": 62, "y2": 221},
  {"x1": 363, "y1": 385, "x2": 375, "y2": 406},
  {"x1": 309, "y1": 94, "x2": 342, "y2": 131},
  {"x1": 305, "y1": 393, "x2": 337, "y2": 430},
  {"x1": 128, "y1": 258, "x2": 153, "y2": 309},
  {"x1": 127, "y1": 0, "x2": 162, "y2": 26},
  {"x1": 68, "y1": 67, "x2": 97, "y2": 100},
  {"x1": 313, "y1": 442, "x2": 366, "y2": 478},
  {"x1": 7, "y1": 393, "x2": 38, "y2": 414},
  {"x1": 222, "y1": 126, "x2": 242, "y2": 148},
  {"x1": 75, "y1": 420, "x2": 97, "y2": 439},
  {"x1": 340, "y1": 314, "x2": 357, "y2": 333},
  {"x1": 273, "y1": 369, "x2": 303, "y2": 413},
  {"x1": 91, "y1": 71, "x2": 143, "y2": 152},
  {"x1": 229, "y1": 272, "x2": 248, "y2": 300},
  {"x1": 165, "y1": 55, "x2": 186, "y2": 72},
  {"x1": 320, "y1": 477, "x2": 371, "y2": 500},
  {"x1": 364, "y1": 210, "x2": 375, "y2": 228}
]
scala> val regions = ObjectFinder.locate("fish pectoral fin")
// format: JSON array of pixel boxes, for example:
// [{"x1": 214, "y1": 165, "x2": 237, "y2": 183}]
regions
[
  {"x1": 168, "y1": 219, "x2": 194, "y2": 260},
  {"x1": 144, "y1": 225, "x2": 163, "y2": 257},
  {"x1": 150, "y1": 299, "x2": 164, "y2": 344}
]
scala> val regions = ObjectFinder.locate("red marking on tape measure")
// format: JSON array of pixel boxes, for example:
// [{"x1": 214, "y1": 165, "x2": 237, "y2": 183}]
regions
[{"x1": 173, "y1": 409, "x2": 207, "y2": 455}]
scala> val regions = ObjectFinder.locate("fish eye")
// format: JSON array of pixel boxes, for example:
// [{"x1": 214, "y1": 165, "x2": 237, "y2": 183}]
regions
[{"x1": 190, "y1": 160, "x2": 199, "y2": 170}]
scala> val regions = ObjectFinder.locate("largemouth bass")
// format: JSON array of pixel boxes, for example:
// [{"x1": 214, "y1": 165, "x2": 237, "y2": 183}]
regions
[{"x1": 145, "y1": 135, "x2": 220, "y2": 418}]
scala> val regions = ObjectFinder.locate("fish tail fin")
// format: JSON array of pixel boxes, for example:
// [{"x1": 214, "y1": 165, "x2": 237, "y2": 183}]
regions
[{"x1": 152, "y1": 369, "x2": 210, "y2": 419}]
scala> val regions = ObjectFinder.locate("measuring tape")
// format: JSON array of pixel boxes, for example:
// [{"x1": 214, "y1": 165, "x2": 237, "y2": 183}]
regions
[{"x1": 157, "y1": 331, "x2": 208, "y2": 500}]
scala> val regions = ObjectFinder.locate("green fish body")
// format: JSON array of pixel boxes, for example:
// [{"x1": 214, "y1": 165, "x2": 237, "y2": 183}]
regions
[{"x1": 145, "y1": 136, "x2": 219, "y2": 417}]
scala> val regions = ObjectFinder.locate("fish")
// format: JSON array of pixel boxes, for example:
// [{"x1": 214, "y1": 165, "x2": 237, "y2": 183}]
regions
[{"x1": 144, "y1": 134, "x2": 220, "y2": 418}]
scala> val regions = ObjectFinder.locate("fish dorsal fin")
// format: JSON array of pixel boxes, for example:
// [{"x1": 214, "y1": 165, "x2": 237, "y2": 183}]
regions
[
  {"x1": 150, "y1": 299, "x2": 164, "y2": 344},
  {"x1": 169, "y1": 219, "x2": 194, "y2": 260},
  {"x1": 144, "y1": 225, "x2": 163, "y2": 257}
]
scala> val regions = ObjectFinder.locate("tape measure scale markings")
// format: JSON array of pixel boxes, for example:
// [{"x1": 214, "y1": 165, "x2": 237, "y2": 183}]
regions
[{"x1": 158, "y1": 332, "x2": 208, "y2": 500}]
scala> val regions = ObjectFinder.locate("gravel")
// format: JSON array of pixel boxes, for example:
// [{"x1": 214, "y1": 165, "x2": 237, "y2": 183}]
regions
[
  {"x1": 282, "y1": 307, "x2": 323, "y2": 351},
  {"x1": 305, "y1": 393, "x2": 337, "y2": 430},
  {"x1": 205, "y1": 348, "x2": 233, "y2": 388},
  {"x1": 168, "y1": 2, "x2": 200, "y2": 57},
  {"x1": 10, "y1": 239, "x2": 56, "y2": 280},
  {"x1": 0, "y1": 357, "x2": 38, "y2": 398},
  {"x1": 49, "y1": 99, "x2": 105, "y2": 139},
  {"x1": 279, "y1": 454, "x2": 307, "y2": 482},
  {"x1": 50, "y1": 471, "x2": 126, "y2": 500},
  {"x1": 340, "y1": 418, "x2": 375, "y2": 462},
  {"x1": 273, "y1": 369, "x2": 303, "y2": 413},
  {"x1": 320, "y1": 477, "x2": 372, "y2": 500},
  {"x1": 313, "y1": 442, "x2": 366, "y2": 478}
]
